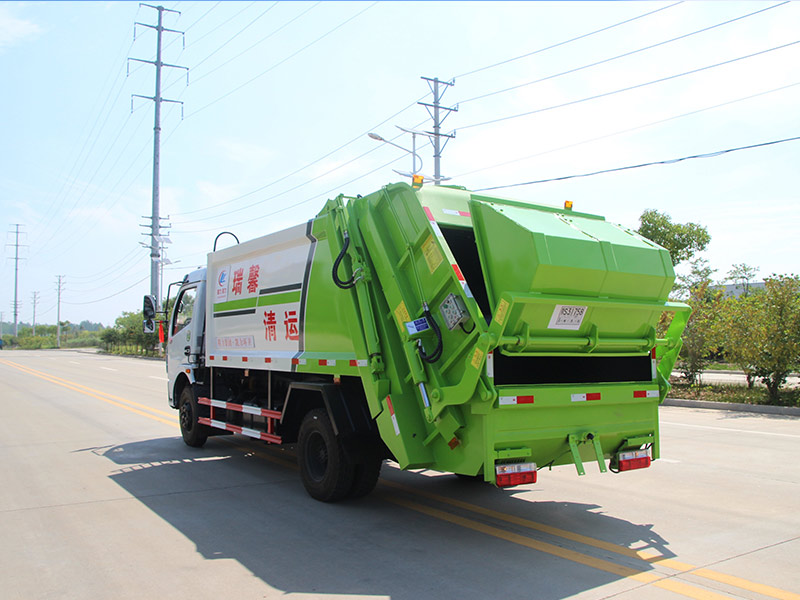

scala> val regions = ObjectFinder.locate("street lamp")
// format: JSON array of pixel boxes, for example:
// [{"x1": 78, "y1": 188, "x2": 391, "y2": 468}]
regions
[{"x1": 367, "y1": 131, "x2": 423, "y2": 177}]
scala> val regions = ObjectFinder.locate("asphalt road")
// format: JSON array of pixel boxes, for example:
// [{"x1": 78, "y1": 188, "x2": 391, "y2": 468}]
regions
[{"x1": 1, "y1": 349, "x2": 799, "y2": 600}]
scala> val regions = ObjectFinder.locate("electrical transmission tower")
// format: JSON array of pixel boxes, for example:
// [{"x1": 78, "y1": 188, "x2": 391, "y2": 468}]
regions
[
  {"x1": 31, "y1": 291, "x2": 39, "y2": 336},
  {"x1": 129, "y1": 3, "x2": 187, "y2": 308},
  {"x1": 418, "y1": 77, "x2": 457, "y2": 185},
  {"x1": 55, "y1": 275, "x2": 65, "y2": 348},
  {"x1": 5, "y1": 224, "x2": 26, "y2": 336}
]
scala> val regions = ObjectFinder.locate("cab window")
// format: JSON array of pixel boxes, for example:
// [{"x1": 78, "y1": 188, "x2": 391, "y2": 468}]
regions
[{"x1": 172, "y1": 287, "x2": 197, "y2": 335}]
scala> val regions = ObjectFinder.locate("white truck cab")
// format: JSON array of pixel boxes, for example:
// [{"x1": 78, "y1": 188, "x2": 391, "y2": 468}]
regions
[{"x1": 166, "y1": 268, "x2": 207, "y2": 408}]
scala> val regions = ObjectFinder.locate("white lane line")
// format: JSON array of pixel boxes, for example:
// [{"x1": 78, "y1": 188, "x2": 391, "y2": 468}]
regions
[
  {"x1": 661, "y1": 420, "x2": 800, "y2": 439},
  {"x1": 100, "y1": 367, "x2": 117, "y2": 372},
  {"x1": 658, "y1": 458, "x2": 681, "y2": 463},
  {"x1": 148, "y1": 376, "x2": 168, "y2": 381},
  {"x1": 69, "y1": 361, "x2": 81, "y2": 365}
]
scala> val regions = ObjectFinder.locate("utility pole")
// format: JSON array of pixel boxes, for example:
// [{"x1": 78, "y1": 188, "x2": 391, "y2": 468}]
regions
[
  {"x1": 129, "y1": 3, "x2": 186, "y2": 308},
  {"x1": 418, "y1": 77, "x2": 457, "y2": 185},
  {"x1": 31, "y1": 291, "x2": 39, "y2": 336},
  {"x1": 6, "y1": 224, "x2": 26, "y2": 336},
  {"x1": 55, "y1": 275, "x2": 65, "y2": 348}
]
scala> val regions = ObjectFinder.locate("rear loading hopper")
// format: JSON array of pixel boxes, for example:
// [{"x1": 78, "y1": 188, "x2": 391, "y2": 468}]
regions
[{"x1": 348, "y1": 184, "x2": 689, "y2": 482}]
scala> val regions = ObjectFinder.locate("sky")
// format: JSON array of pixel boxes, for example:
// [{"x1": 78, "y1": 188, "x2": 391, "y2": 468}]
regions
[{"x1": 1, "y1": 0, "x2": 798, "y2": 328}]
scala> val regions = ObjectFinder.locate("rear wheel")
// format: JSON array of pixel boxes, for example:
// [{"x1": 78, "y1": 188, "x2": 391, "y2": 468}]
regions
[
  {"x1": 297, "y1": 409, "x2": 354, "y2": 502},
  {"x1": 179, "y1": 386, "x2": 208, "y2": 448}
]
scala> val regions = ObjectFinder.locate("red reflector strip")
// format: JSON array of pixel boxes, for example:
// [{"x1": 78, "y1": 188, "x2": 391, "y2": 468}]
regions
[
  {"x1": 386, "y1": 395, "x2": 400, "y2": 436},
  {"x1": 651, "y1": 347, "x2": 657, "y2": 359},
  {"x1": 209, "y1": 355, "x2": 215, "y2": 360},
  {"x1": 452, "y1": 264, "x2": 466, "y2": 282},
  {"x1": 241, "y1": 357, "x2": 248, "y2": 362},
  {"x1": 423, "y1": 206, "x2": 435, "y2": 221},
  {"x1": 350, "y1": 359, "x2": 369, "y2": 367},
  {"x1": 442, "y1": 208, "x2": 472, "y2": 218},
  {"x1": 222, "y1": 356, "x2": 228, "y2": 361},
  {"x1": 318, "y1": 359, "x2": 336, "y2": 366},
  {"x1": 499, "y1": 395, "x2": 534, "y2": 405},
  {"x1": 291, "y1": 358, "x2": 307, "y2": 365},
  {"x1": 496, "y1": 471, "x2": 537, "y2": 487},
  {"x1": 199, "y1": 417, "x2": 281, "y2": 444},
  {"x1": 634, "y1": 390, "x2": 659, "y2": 398},
  {"x1": 264, "y1": 358, "x2": 271, "y2": 363},
  {"x1": 571, "y1": 392, "x2": 601, "y2": 402}
]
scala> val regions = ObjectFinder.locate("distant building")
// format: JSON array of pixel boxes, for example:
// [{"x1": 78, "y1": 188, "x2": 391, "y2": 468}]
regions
[{"x1": 719, "y1": 281, "x2": 765, "y2": 298}]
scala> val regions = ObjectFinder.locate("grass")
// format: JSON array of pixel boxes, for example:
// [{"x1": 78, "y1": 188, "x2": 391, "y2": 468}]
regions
[{"x1": 668, "y1": 377, "x2": 800, "y2": 408}]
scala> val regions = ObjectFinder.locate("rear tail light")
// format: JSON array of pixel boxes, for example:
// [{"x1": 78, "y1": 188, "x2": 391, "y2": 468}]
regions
[
  {"x1": 495, "y1": 462, "x2": 537, "y2": 487},
  {"x1": 617, "y1": 449, "x2": 651, "y2": 471}
]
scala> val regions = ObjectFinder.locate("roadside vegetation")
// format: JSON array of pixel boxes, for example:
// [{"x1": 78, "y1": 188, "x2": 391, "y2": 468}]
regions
[
  {"x1": 639, "y1": 211, "x2": 800, "y2": 408},
  {"x1": 0, "y1": 321, "x2": 103, "y2": 350}
]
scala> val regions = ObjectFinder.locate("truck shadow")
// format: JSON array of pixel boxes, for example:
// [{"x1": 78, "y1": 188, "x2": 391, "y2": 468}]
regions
[{"x1": 97, "y1": 436, "x2": 675, "y2": 600}]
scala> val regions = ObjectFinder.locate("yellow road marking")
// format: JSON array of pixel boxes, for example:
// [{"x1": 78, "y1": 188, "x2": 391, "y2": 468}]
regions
[
  {"x1": 4, "y1": 357, "x2": 798, "y2": 600},
  {"x1": 381, "y1": 479, "x2": 800, "y2": 600},
  {"x1": 691, "y1": 569, "x2": 800, "y2": 600},
  {"x1": 0, "y1": 358, "x2": 178, "y2": 427},
  {"x1": 382, "y1": 494, "x2": 731, "y2": 600}
]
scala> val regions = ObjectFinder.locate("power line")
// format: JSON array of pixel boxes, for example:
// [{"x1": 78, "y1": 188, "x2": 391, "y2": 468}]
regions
[
  {"x1": 460, "y1": 39, "x2": 800, "y2": 131},
  {"x1": 184, "y1": 1, "x2": 255, "y2": 49},
  {"x1": 173, "y1": 1, "x2": 283, "y2": 89},
  {"x1": 454, "y1": 81, "x2": 800, "y2": 180},
  {"x1": 453, "y1": 1, "x2": 683, "y2": 80},
  {"x1": 63, "y1": 274, "x2": 150, "y2": 306},
  {"x1": 176, "y1": 153, "x2": 406, "y2": 235},
  {"x1": 186, "y1": 2, "x2": 377, "y2": 118},
  {"x1": 171, "y1": 98, "x2": 429, "y2": 219},
  {"x1": 457, "y1": 1, "x2": 788, "y2": 106},
  {"x1": 475, "y1": 135, "x2": 800, "y2": 191}
]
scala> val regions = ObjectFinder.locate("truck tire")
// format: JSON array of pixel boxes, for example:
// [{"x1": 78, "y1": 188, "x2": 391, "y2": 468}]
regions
[
  {"x1": 297, "y1": 409, "x2": 355, "y2": 502},
  {"x1": 348, "y1": 448, "x2": 382, "y2": 499},
  {"x1": 179, "y1": 386, "x2": 208, "y2": 448}
]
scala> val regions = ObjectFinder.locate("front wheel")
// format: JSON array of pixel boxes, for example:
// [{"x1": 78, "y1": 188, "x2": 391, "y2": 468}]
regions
[
  {"x1": 179, "y1": 385, "x2": 208, "y2": 448},
  {"x1": 297, "y1": 409, "x2": 354, "y2": 502}
]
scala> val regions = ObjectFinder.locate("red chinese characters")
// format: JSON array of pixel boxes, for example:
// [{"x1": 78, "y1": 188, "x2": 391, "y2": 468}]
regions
[
  {"x1": 284, "y1": 310, "x2": 299, "y2": 341},
  {"x1": 247, "y1": 264, "x2": 260, "y2": 294},
  {"x1": 263, "y1": 310, "x2": 277, "y2": 341},
  {"x1": 232, "y1": 268, "x2": 244, "y2": 295}
]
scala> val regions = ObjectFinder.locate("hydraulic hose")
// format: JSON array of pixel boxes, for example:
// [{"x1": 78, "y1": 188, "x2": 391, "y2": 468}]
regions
[
  {"x1": 417, "y1": 303, "x2": 443, "y2": 364},
  {"x1": 332, "y1": 231, "x2": 356, "y2": 289}
]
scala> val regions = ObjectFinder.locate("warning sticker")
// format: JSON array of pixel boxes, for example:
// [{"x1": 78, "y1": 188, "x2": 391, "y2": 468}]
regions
[
  {"x1": 421, "y1": 234, "x2": 443, "y2": 274},
  {"x1": 548, "y1": 305, "x2": 588, "y2": 330},
  {"x1": 395, "y1": 301, "x2": 411, "y2": 328},
  {"x1": 471, "y1": 347, "x2": 485, "y2": 370},
  {"x1": 494, "y1": 299, "x2": 509, "y2": 326}
]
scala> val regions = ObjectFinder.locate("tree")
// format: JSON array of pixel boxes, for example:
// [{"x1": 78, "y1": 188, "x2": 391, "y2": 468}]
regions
[
  {"x1": 750, "y1": 275, "x2": 800, "y2": 401},
  {"x1": 637, "y1": 209, "x2": 710, "y2": 266},
  {"x1": 726, "y1": 263, "x2": 759, "y2": 297},
  {"x1": 717, "y1": 293, "x2": 760, "y2": 388},
  {"x1": 676, "y1": 259, "x2": 722, "y2": 386}
]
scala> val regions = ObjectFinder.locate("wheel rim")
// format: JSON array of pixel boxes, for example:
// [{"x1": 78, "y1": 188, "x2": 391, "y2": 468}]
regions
[
  {"x1": 305, "y1": 431, "x2": 328, "y2": 482},
  {"x1": 180, "y1": 401, "x2": 193, "y2": 432}
]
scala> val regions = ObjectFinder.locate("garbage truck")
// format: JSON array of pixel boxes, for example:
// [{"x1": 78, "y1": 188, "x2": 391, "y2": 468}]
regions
[{"x1": 144, "y1": 181, "x2": 689, "y2": 502}]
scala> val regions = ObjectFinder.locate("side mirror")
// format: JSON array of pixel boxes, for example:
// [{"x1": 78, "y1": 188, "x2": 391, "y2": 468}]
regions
[
  {"x1": 143, "y1": 294, "x2": 157, "y2": 319},
  {"x1": 143, "y1": 295, "x2": 158, "y2": 334}
]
